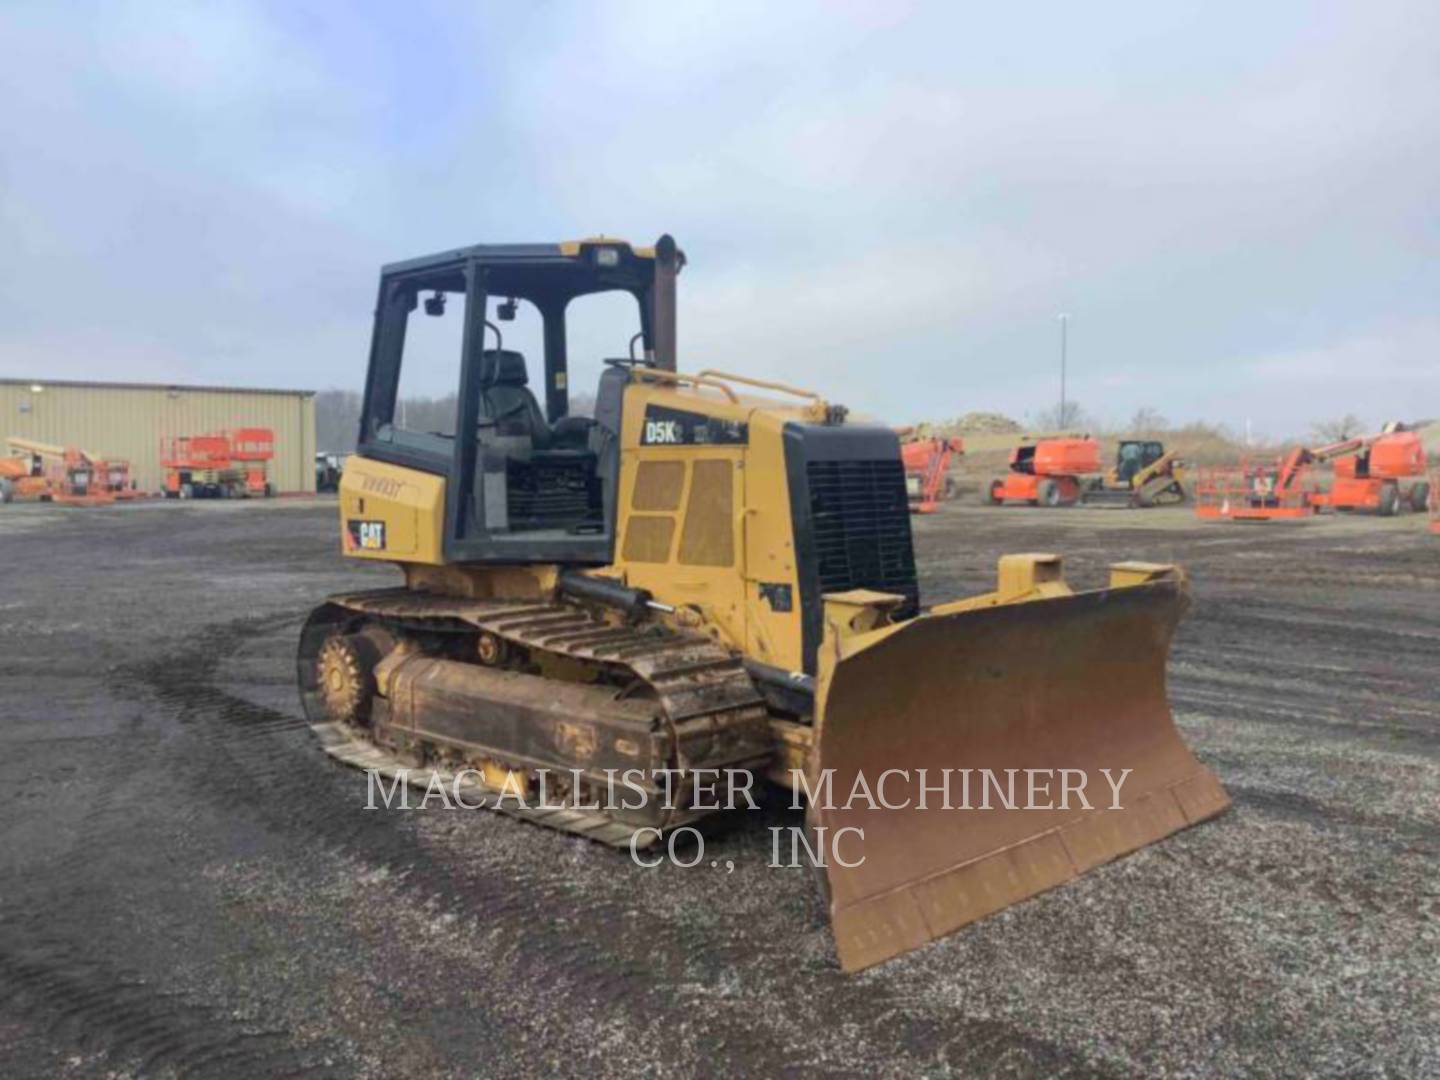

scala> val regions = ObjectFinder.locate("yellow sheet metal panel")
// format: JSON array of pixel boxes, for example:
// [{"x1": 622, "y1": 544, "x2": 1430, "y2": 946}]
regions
[
  {"x1": 620, "y1": 515, "x2": 676, "y2": 563},
  {"x1": 677, "y1": 459, "x2": 735, "y2": 567},
  {"x1": 605, "y1": 379, "x2": 756, "y2": 660},
  {"x1": 0, "y1": 379, "x2": 317, "y2": 493},
  {"x1": 337, "y1": 455, "x2": 445, "y2": 564},
  {"x1": 631, "y1": 460, "x2": 685, "y2": 511}
]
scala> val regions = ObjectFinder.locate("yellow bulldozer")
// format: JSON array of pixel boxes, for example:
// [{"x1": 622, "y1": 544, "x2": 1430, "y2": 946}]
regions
[{"x1": 298, "y1": 236, "x2": 1228, "y2": 971}]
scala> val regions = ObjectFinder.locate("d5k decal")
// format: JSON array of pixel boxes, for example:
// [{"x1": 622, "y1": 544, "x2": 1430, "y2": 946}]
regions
[{"x1": 640, "y1": 405, "x2": 748, "y2": 446}]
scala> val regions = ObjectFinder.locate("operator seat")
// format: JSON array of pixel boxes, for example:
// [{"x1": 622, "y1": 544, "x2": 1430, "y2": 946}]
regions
[
  {"x1": 480, "y1": 349, "x2": 552, "y2": 449},
  {"x1": 478, "y1": 349, "x2": 595, "y2": 451}
]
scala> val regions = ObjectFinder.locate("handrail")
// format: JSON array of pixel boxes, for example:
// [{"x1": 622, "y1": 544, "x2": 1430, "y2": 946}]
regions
[
  {"x1": 695, "y1": 369, "x2": 820, "y2": 402},
  {"x1": 631, "y1": 368, "x2": 739, "y2": 403}
]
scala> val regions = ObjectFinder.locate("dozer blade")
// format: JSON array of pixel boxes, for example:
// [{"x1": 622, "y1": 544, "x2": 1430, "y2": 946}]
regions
[{"x1": 810, "y1": 576, "x2": 1228, "y2": 972}]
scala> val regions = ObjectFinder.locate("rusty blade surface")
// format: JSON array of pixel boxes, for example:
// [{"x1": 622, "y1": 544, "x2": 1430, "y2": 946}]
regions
[{"x1": 810, "y1": 579, "x2": 1230, "y2": 972}]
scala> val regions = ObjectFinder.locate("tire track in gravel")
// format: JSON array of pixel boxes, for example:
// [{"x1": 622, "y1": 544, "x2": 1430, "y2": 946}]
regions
[
  {"x1": 0, "y1": 639, "x2": 338, "y2": 1077},
  {"x1": 0, "y1": 606, "x2": 497, "y2": 1078},
  {"x1": 1220, "y1": 783, "x2": 1439, "y2": 855},
  {"x1": 105, "y1": 609, "x2": 1106, "y2": 1076},
  {"x1": 0, "y1": 938, "x2": 323, "y2": 1079},
  {"x1": 12, "y1": 501, "x2": 1434, "y2": 1075},
  {"x1": 113, "y1": 613, "x2": 822, "y2": 1068}
]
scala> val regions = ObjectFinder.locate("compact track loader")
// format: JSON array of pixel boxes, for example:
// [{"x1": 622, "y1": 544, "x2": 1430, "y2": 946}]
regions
[
  {"x1": 1082, "y1": 440, "x2": 1188, "y2": 508},
  {"x1": 298, "y1": 236, "x2": 1228, "y2": 971}
]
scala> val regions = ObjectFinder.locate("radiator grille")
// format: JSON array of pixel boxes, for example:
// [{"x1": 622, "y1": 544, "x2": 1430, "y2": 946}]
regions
[{"x1": 805, "y1": 459, "x2": 919, "y2": 614}]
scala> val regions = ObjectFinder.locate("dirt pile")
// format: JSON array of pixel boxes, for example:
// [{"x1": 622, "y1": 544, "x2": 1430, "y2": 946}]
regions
[{"x1": 924, "y1": 411, "x2": 1022, "y2": 436}]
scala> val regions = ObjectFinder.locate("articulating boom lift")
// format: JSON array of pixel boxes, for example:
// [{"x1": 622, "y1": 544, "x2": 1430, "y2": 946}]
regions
[
  {"x1": 1196, "y1": 425, "x2": 1427, "y2": 520},
  {"x1": 897, "y1": 428, "x2": 964, "y2": 513},
  {"x1": 0, "y1": 438, "x2": 113, "y2": 506},
  {"x1": 1308, "y1": 427, "x2": 1428, "y2": 515}
]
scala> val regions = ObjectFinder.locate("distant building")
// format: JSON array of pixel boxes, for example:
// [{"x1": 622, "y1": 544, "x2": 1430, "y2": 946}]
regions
[{"x1": 0, "y1": 378, "x2": 317, "y2": 493}]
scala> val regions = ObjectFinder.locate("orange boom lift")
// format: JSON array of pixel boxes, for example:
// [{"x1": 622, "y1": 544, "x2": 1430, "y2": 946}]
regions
[
  {"x1": 1308, "y1": 428, "x2": 1429, "y2": 516},
  {"x1": 897, "y1": 428, "x2": 964, "y2": 513},
  {"x1": 92, "y1": 456, "x2": 145, "y2": 500},
  {"x1": 0, "y1": 438, "x2": 114, "y2": 506},
  {"x1": 1196, "y1": 425, "x2": 1429, "y2": 521},
  {"x1": 0, "y1": 445, "x2": 54, "y2": 504},
  {"x1": 987, "y1": 436, "x2": 1100, "y2": 507},
  {"x1": 1428, "y1": 468, "x2": 1440, "y2": 535}
]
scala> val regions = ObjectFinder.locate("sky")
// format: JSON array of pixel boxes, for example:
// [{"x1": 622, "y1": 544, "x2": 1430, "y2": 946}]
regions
[{"x1": 1, "y1": 0, "x2": 1436, "y2": 438}]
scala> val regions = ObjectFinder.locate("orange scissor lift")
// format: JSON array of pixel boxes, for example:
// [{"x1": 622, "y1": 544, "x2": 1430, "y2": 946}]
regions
[
  {"x1": 228, "y1": 427, "x2": 276, "y2": 497},
  {"x1": 160, "y1": 428, "x2": 274, "y2": 499}
]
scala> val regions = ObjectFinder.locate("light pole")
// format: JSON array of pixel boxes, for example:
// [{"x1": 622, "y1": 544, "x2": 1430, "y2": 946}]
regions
[{"x1": 1057, "y1": 313, "x2": 1070, "y2": 427}]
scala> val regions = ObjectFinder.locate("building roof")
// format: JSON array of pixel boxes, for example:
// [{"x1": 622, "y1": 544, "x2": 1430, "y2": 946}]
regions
[{"x1": 0, "y1": 377, "x2": 314, "y2": 397}]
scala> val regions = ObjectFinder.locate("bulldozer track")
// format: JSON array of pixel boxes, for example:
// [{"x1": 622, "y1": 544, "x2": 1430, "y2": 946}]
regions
[
  {"x1": 310, "y1": 719, "x2": 646, "y2": 846},
  {"x1": 332, "y1": 588, "x2": 766, "y2": 729},
  {"x1": 310, "y1": 588, "x2": 771, "y2": 845}
]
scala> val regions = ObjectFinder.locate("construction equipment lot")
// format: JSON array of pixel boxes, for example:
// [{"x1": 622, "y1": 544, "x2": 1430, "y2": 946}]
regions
[{"x1": 0, "y1": 500, "x2": 1434, "y2": 1078}]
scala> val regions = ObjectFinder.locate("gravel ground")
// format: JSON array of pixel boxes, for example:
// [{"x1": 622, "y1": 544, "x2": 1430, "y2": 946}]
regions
[{"x1": 0, "y1": 497, "x2": 1435, "y2": 1078}]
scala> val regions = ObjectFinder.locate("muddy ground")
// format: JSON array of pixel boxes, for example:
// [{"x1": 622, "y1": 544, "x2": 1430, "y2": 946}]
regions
[{"x1": 0, "y1": 498, "x2": 1435, "y2": 1078}]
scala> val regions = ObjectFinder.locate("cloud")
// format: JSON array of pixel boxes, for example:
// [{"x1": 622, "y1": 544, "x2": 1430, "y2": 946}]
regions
[{"x1": 0, "y1": 0, "x2": 1436, "y2": 435}]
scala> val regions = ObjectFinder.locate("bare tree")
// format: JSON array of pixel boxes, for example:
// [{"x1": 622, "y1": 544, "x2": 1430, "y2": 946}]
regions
[
  {"x1": 1128, "y1": 407, "x2": 1168, "y2": 433},
  {"x1": 1309, "y1": 414, "x2": 1365, "y2": 444},
  {"x1": 1034, "y1": 401, "x2": 1090, "y2": 431},
  {"x1": 315, "y1": 388, "x2": 363, "y2": 453}
]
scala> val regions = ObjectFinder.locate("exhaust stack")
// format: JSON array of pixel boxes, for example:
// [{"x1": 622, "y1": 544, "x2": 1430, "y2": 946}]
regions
[{"x1": 651, "y1": 233, "x2": 681, "y2": 371}]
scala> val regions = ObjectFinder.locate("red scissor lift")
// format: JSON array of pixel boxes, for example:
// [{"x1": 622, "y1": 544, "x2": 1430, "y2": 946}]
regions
[
  {"x1": 228, "y1": 427, "x2": 275, "y2": 497},
  {"x1": 160, "y1": 428, "x2": 274, "y2": 499}
]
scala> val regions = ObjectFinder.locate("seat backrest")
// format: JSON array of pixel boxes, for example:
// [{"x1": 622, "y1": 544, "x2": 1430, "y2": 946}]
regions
[{"x1": 480, "y1": 350, "x2": 550, "y2": 448}]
